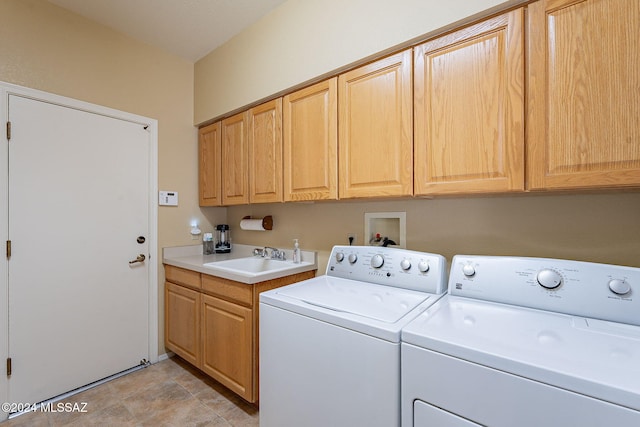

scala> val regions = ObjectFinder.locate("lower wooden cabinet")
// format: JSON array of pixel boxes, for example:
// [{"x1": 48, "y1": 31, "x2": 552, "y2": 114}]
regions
[
  {"x1": 201, "y1": 293, "x2": 253, "y2": 401},
  {"x1": 164, "y1": 265, "x2": 316, "y2": 403},
  {"x1": 165, "y1": 282, "x2": 201, "y2": 367}
]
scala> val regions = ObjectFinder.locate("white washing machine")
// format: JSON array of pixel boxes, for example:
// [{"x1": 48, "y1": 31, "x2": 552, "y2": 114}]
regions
[
  {"x1": 259, "y1": 245, "x2": 447, "y2": 427},
  {"x1": 402, "y1": 255, "x2": 640, "y2": 427}
]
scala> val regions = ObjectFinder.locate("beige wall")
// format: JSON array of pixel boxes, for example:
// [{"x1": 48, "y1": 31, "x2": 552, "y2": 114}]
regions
[
  {"x1": 228, "y1": 193, "x2": 640, "y2": 273},
  {"x1": 0, "y1": 0, "x2": 226, "y2": 355},
  {"x1": 194, "y1": 0, "x2": 521, "y2": 124}
]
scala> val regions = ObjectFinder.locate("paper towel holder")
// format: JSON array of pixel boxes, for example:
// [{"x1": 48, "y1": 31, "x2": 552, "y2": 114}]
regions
[{"x1": 241, "y1": 215, "x2": 273, "y2": 231}]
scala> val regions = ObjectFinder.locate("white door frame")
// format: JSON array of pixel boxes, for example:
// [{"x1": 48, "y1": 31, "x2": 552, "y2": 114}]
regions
[{"x1": 0, "y1": 81, "x2": 158, "y2": 419}]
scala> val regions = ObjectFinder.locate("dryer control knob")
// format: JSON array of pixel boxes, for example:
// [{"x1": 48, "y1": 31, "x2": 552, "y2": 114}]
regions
[
  {"x1": 371, "y1": 254, "x2": 384, "y2": 268},
  {"x1": 400, "y1": 259, "x2": 412, "y2": 271},
  {"x1": 608, "y1": 279, "x2": 631, "y2": 296},
  {"x1": 462, "y1": 264, "x2": 475, "y2": 277},
  {"x1": 537, "y1": 269, "x2": 562, "y2": 289},
  {"x1": 348, "y1": 253, "x2": 358, "y2": 264},
  {"x1": 335, "y1": 252, "x2": 344, "y2": 263},
  {"x1": 417, "y1": 261, "x2": 429, "y2": 273}
]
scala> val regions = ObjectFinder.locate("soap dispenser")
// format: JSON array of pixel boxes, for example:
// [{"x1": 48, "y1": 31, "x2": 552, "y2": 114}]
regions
[{"x1": 292, "y1": 239, "x2": 300, "y2": 264}]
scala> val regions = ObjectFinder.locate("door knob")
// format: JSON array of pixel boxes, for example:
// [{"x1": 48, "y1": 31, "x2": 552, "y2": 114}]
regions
[{"x1": 129, "y1": 254, "x2": 146, "y2": 264}]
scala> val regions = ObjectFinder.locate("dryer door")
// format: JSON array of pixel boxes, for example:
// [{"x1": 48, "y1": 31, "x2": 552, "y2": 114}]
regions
[{"x1": 414, "y1": 400, "x2": 481, "y2": 427}]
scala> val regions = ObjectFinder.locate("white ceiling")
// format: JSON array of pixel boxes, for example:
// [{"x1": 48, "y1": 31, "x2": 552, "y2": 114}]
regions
[{"x1": 47, "y1": 0, "x2": 287, "y2": 62}]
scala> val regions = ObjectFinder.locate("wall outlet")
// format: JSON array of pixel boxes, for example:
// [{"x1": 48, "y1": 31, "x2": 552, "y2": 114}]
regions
[{"x1": 347, "y1": 233, "x2": 357, "y2": 246}]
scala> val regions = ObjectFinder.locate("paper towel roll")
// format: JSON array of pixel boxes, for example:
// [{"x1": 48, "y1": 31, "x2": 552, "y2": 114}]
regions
[
  {"x1": 240, "y1": 219, "x2": 266, "y2": 231},
  {"x1": 240, "y1": 216, "x2": 273, "y2": 231}
]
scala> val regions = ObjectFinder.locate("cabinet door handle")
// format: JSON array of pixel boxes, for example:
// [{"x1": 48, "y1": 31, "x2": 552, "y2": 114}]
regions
[{"x1": 129, "y1": 254, "x2": 146, "y2": 264}]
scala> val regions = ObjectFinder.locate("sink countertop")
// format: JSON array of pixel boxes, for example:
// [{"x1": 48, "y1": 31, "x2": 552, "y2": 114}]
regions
[{"x1": 162, "y1": 244, "x2": 318, "y2": 284}]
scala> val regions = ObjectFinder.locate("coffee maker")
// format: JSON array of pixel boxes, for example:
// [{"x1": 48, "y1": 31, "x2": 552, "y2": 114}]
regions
[{"x1": 215, "y1": 224, "x2": 231, "y2": 253}]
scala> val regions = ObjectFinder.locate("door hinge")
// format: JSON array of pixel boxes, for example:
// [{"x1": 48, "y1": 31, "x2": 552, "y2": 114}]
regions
[
  {"x1": 6, "y1": 240, "x2": 11, "y2": 258},
  {"x1": 6, "y1": 358, "x2": 11, "y2": 376},
  {"x1": 6, "y1": 121, "x2": 10, "y2": 141}
]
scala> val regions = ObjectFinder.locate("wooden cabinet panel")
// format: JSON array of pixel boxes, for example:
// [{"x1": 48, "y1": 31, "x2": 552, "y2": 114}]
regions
[
  {"x1": 283, "y1": 78, "x2": 338, "y2": 201},
  {"x1": 527, "y1": 0, "x2": 640, "y2": 189},
  {"x1": 338, "y1": 50, "x2": 413, "y2": 198},
  {"x1": 165, "y1": 265, "x2": 201, "y2": 290},
  {"x1": 221, "y1": 111, "x2": 250, "y2": 205},
  {"x1": 165, "y1": 282, "x2": 201, "y2": 367},
  {"x1": 198, "y1": 122, "x2": 222, "y2": 206},
  {"x1": 201, "y1": 273, "x2": 253, "y2": 307},
  {"x1": 249, "y1": 99, "x2": 283, "y2": 203},
  {"x1": 201, "y1": 293, "x2": 253, "y2": 402},
  {"x1": 414, "y1": 9, "x2": 524, "y2": 195}
]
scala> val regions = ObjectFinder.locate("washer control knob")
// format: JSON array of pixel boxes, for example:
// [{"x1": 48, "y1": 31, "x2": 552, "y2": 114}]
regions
[
  {"x1": 348, "y1": 253, "x2": 358, "y2": 264},
  {"x1": 537, "y1": 269, "x2": 562, "y2": 289},
  {"x1": 400, "y1": 259, "x2": 412, "y2": 271},
  {"x1": 608, "y1": 279, "x2": 631, "y2": 296},
  {"x1": 335, "y1": 252, "x2": 344, "y2": 263},
  {"x1": 417, "y1": 261, "x2": 429, "y2": 273},
  {"x1": 462, "y1": 264, "x2": 475, "y2": 277},
  {"x1": 371, "y1": 254, "x2": 385, "y2": 268}
]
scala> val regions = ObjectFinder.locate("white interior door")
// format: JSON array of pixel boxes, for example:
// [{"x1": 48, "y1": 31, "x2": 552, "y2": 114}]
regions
[{"x1": 7, "y1": 94, "x2": 151, "y2": 405}]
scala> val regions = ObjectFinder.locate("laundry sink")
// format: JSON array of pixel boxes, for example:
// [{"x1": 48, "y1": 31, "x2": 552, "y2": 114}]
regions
[{"x1": 203, "y1": 257, "x2": 315, "y2": 283}]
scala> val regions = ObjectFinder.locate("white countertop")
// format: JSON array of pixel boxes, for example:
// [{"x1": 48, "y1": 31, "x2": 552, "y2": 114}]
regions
[{"x1": 162, "y1": 244, "x2": 318, "y2": 284}]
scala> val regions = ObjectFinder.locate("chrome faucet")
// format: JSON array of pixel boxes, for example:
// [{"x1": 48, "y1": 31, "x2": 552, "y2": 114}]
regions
[{"x1": 256, "y1": 246, "x2": 285, "y2": 260}]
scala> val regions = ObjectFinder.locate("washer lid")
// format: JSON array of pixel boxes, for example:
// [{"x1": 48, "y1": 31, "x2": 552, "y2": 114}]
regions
[{"x1": 275, "y1": 276, "x2": 431, "y2": 323}]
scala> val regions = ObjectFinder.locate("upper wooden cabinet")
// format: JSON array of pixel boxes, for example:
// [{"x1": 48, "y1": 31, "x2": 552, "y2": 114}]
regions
[
  {"x1": 414, "y1": 9, "x2": 525, "y2": 195},
  {"x1": 221, "y1": 111, "x2": 250, "y2": 205},
  {"x1": 527, "y1": 0, "x2": 640, "y2": 190},
  {"x1": 338, "y1": 50, "x2": 413, "y2": 199},
  {"x1": 248, "y1": 99, "x2": 283, "y2": 203},
  {"x1": 283, "y1": 78, "x2": 338, "y2": 201},
  {"x1": 198, "y1": 122, "x2": 222, "y2": 206}
]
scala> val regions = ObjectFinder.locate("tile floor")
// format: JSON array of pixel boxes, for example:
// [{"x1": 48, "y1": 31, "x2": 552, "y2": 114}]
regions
[{"x1": 2, "y1": 356, "x2": 259, "y2": 426}]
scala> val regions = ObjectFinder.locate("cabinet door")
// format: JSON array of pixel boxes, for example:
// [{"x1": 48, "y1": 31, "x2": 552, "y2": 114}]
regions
[
  {"x1": 198, "y1": 122, "x2": 222, "y2": 206},
  {"x1": 414, "y1": 9, "x2": 524, "y2": 195},
  {"x1": 283, "y1": 78, "x2": 338, "y2": 201},
  {"x1": 527, "y1": 0, "x2": 640, "y2": 189},
  {"x1": 165, "y1": 282, "x2": 201, "y2": 367},
  {"x1": 338, "y1": 50, "x2": 413, "y2": 198},
  {"x1": 221, "y1": 111, "x2": 250, "y2": 205},
  {"x1": 249, "y1": 99, "x2": 283, "y2": 203},
  {"x1": 201, "y1": 293, "x2": 253, "y2": 402}
]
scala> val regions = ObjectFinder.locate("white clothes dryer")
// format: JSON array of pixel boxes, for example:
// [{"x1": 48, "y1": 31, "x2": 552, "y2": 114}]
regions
[
  {"x1": 402, "y1": 255, "x2": 640, "y2": 427},
  {"x1": 260, "y1": 245, "x2": 447, "y2": 427}
]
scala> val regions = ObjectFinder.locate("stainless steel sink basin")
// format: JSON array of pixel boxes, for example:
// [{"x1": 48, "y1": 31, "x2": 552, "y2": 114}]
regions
[{"x1": 203, "y1": 257, "x2": 314, "y2": 281}]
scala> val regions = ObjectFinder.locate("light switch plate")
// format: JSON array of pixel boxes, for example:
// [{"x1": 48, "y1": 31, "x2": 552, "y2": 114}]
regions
[{"x1": 159, "y1": 191, "x2": 178, "y2": 206}]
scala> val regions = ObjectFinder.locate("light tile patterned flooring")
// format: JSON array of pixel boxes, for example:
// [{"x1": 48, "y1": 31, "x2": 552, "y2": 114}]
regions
[{"x1": 2, "y1": 356, "x2": 259, "y2": 426}]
